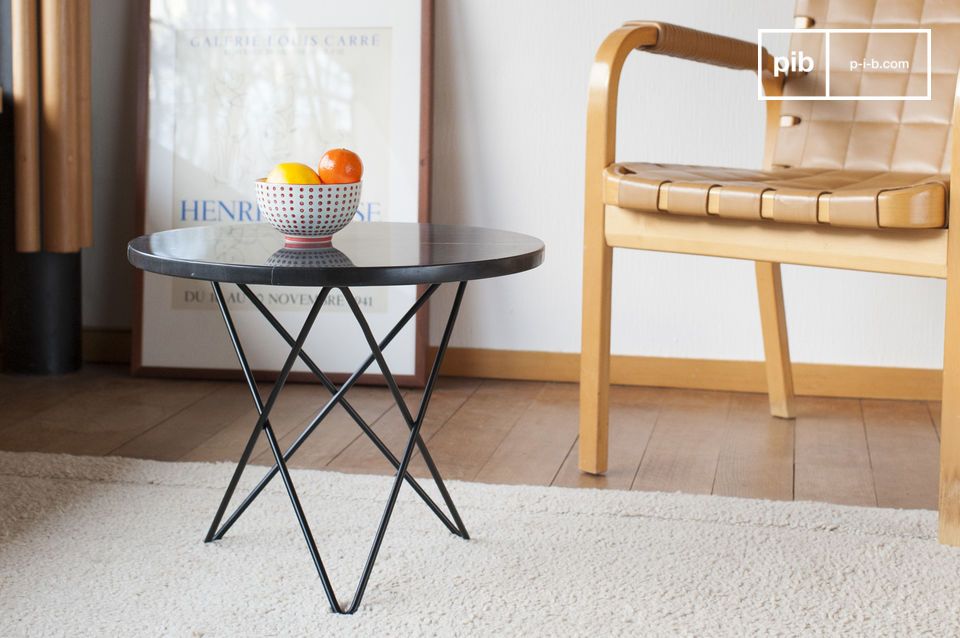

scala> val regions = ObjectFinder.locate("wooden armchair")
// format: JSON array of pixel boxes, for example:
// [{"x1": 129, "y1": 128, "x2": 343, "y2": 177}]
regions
[{"x1": 579, "y1": 3, "x2": 960, "y2": 545}]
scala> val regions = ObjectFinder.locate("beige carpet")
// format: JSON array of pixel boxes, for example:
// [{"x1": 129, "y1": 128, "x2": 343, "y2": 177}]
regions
[{"x1": 1, "y1": 451, "x2": 958, "y2": 637}]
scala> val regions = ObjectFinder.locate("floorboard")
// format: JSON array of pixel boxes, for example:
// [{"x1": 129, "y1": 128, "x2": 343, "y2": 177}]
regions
[
  {"x1": 169, "y1": 381, "x2": 350, "y2": 467},
  {"x1": 712, "y1": 393, "x2": 795, "y2": 501},
  {"x1": 0, "y1": 370, "x2": 218, "y2": 456},
  {"x1": 325, "y1": 377, "x2": 480, "y2": 476},
  {"x1": 794, "y1": 397, "x2": 877, "y2": 507},
  {"x1": 862, "y1": 399, "x2": 939, "y2": 510},
  {"x1": 113, "y1": 383, "x2": 257, "y2": 461},
  {"x1": 0, "y1": 366, "x2": 109, "y2": 431},
  {"x1": 409, "y1": 379, "x2": 544, "y2": 481},
  {"x1": 929, "y1": 401, "x2": 942, "y2": 440},
  {"x1": 256, "y1": 384, "x2": 401, "y2": 469},
  {"x1": 552, "y1": 385, "x2": 661, "y2": 490},
  {"x1": 0, "y1": 366, "x2": 947, "y2": 511},
  {"x1": 475, "y1": 383, "x2": 580, "y2": 486},
  {"x1": 631, "y1": 389, "x2": 732, "y2": 495}
]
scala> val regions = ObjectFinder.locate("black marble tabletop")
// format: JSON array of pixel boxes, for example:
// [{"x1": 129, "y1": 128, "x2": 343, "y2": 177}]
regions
[{"x1": 127, "y1": 222, "x2": 544, "y2": 287}]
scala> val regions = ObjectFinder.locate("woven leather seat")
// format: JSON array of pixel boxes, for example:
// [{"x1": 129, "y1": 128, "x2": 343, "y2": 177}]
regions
[
  {"x1": 599, "y1": 6, "x2": 960, "y2": 232},
  {"x1": 605, "y1": 163, "x2": 948, "y2": 229}
]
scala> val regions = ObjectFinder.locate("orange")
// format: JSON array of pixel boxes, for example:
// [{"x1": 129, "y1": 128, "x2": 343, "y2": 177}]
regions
[
  {"x1": 317, "y1": 148, "x2": 363, "y2": 184},
  {"x1": 266, "y1": 162, "x2": 321, "y2": 184}
]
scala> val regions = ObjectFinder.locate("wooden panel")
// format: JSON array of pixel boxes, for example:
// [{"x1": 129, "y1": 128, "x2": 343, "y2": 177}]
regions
[
  {"x1": 11, "y1": 0, "x2": 42, "y2": 251},
  {"x1": 86, "y1": 331, "x2": 943, "y2": 402},
  {"x1": 794, "y1": 397, "x2": 876, "y2": 506},
  {"x1": 82, "y1": 329, "x2": 132, "y2": 364},
  {"x1": 437, "y1": 348, "x2": 577, "y2": 383},
  {"x1": 794, "y1": 363, "x2": 940, "y2": 401},
  {"x1": 862, "y1": 399, "x2": 939, "y2": 510},
  {"x1": 632, "y1": 389, "x2": 732, "y2": 495},
  {"x1": 76, "y1": 0, "x2": 93, "y2": 246},
  {"x1": 433, "y1": 346, "x2": 943, "y2": 402},
  {"x1": 553, "y1": 385, "x2": 661, "y2": 489},
  {"x1": 605, "y1": 205, "x2": 948, "y2": 278},
  {"x1": 39, "y1": 0, "x2": 82, "y2": 252},
  {"x1": 713, "y1": 393, "x2": 794, "y2": 501}
]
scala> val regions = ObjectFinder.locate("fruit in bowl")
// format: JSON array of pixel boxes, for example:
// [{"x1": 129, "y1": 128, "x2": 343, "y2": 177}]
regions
[
  {"x1": 256, "y1": 150, "x2": 364, "y2": 248},
  {"x1": 266, "y1": 162, "x2": 322, "y2": 185},
  {"x1": 317, "y1": 149, "x2": 363, "y2": 184}
]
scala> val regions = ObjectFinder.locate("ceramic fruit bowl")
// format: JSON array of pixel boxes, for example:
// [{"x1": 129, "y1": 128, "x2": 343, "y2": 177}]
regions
[{"x1": 255, "y1": 179, "x2": 362, "y2": 248}]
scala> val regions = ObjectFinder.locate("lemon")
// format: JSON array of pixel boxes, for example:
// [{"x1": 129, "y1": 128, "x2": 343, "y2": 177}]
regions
[{"x1": 266, "y1": 162, "x2": 321, "y2": 184}]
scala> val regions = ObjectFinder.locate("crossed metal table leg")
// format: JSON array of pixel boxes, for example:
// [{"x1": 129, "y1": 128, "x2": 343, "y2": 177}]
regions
[{"x1": 203, "y1": 280, "x2": 469, "y2": 614}]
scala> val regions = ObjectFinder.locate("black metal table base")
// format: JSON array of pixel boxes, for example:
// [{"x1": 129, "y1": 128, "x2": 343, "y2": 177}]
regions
[{"x1": 204, "y1": 281, "x2": 469, "y2": 614}]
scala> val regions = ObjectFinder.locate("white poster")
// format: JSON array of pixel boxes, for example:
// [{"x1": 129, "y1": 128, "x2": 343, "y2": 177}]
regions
[
  {"x1": 139, "y1": 0, "x2": 427, "y2": 378},
  {"x1": 170, "y1": 27, "x2": 391, "y2": 314}
]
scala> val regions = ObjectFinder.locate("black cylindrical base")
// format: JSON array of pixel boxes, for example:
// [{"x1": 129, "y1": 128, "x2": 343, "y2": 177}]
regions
[{"x1": 1, "y1": 252, "x2": 82, "y2": 374}]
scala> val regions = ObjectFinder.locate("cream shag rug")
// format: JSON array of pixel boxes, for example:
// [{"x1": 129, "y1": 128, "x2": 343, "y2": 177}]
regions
[{"x1": 1, "y1": 451, "x2": 959, "y2": 637}]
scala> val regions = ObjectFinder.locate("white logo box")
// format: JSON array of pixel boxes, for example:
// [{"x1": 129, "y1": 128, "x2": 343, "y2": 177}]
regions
[{"x1": 757, "y1": 28, "x2": 932, "y2": 101}]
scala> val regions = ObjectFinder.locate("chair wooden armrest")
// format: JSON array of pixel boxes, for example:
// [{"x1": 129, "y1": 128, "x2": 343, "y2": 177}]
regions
[
  {"x1": 586, "y1": 23, "x2": 783, "y2": 187},
  {"x1": 586, "y1": 22, "x2": 774, "y2": 194},
  {"x1": 624, "y1": 21, "x2": 775, "y2": 74}
]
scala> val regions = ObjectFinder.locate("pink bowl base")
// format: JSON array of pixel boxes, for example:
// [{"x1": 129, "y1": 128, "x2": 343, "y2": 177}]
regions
[{"x1": 283, "y1": 235, "x2": 333, "y2": 248}]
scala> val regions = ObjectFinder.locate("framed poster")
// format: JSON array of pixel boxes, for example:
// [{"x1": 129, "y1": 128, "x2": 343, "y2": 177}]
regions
[{"x1": 133, "y1": 0, "x2": 432, "y2": 385}]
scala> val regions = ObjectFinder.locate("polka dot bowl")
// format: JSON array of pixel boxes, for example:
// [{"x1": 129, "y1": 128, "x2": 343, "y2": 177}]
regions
[{"x1": 255, "y1": 179, "x2": 362, "y2": 248}]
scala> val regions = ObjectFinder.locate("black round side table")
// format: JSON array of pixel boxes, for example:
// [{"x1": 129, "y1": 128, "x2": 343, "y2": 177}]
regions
[{"x1": 127, "y1": 222, "x2": 544, "y2": 614}]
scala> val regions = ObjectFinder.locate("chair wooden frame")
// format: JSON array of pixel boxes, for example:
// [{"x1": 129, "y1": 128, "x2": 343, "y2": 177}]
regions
[{"x1": 578, "y1": 23, "x2": 960, "y2": 546}]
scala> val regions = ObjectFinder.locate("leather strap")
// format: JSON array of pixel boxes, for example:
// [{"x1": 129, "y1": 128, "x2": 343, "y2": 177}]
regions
[
  {"x1": 626, "y1": 21, "x2": 759, "y2": 71},
  {"x1": 606, "y1": 162, "x2": 948, "y2": 229}
]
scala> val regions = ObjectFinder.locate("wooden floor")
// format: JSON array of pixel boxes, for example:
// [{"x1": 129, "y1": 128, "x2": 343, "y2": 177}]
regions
[{"x1": 0, "y1": 365, "x2": 941, "y2": 509}]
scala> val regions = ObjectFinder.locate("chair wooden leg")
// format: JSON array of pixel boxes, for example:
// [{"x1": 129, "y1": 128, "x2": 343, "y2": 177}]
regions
[
  {"x1": 755, "y1": 261, "x2": 796, "y2": 419},
  {"x1": 940, "y1": 268, "x2": 960, "y2": 546},
  {"x1": 579, "y1": 202, "x2": 612, "y2": 475}
]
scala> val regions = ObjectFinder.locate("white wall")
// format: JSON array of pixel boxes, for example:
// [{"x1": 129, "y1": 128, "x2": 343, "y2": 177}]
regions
[
  {"x1": 427, "y1": 0, "x2": 946, "y2": 369},
  {"x1": 83, "y1": 0, "x2": 948, "y2": 370}
]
